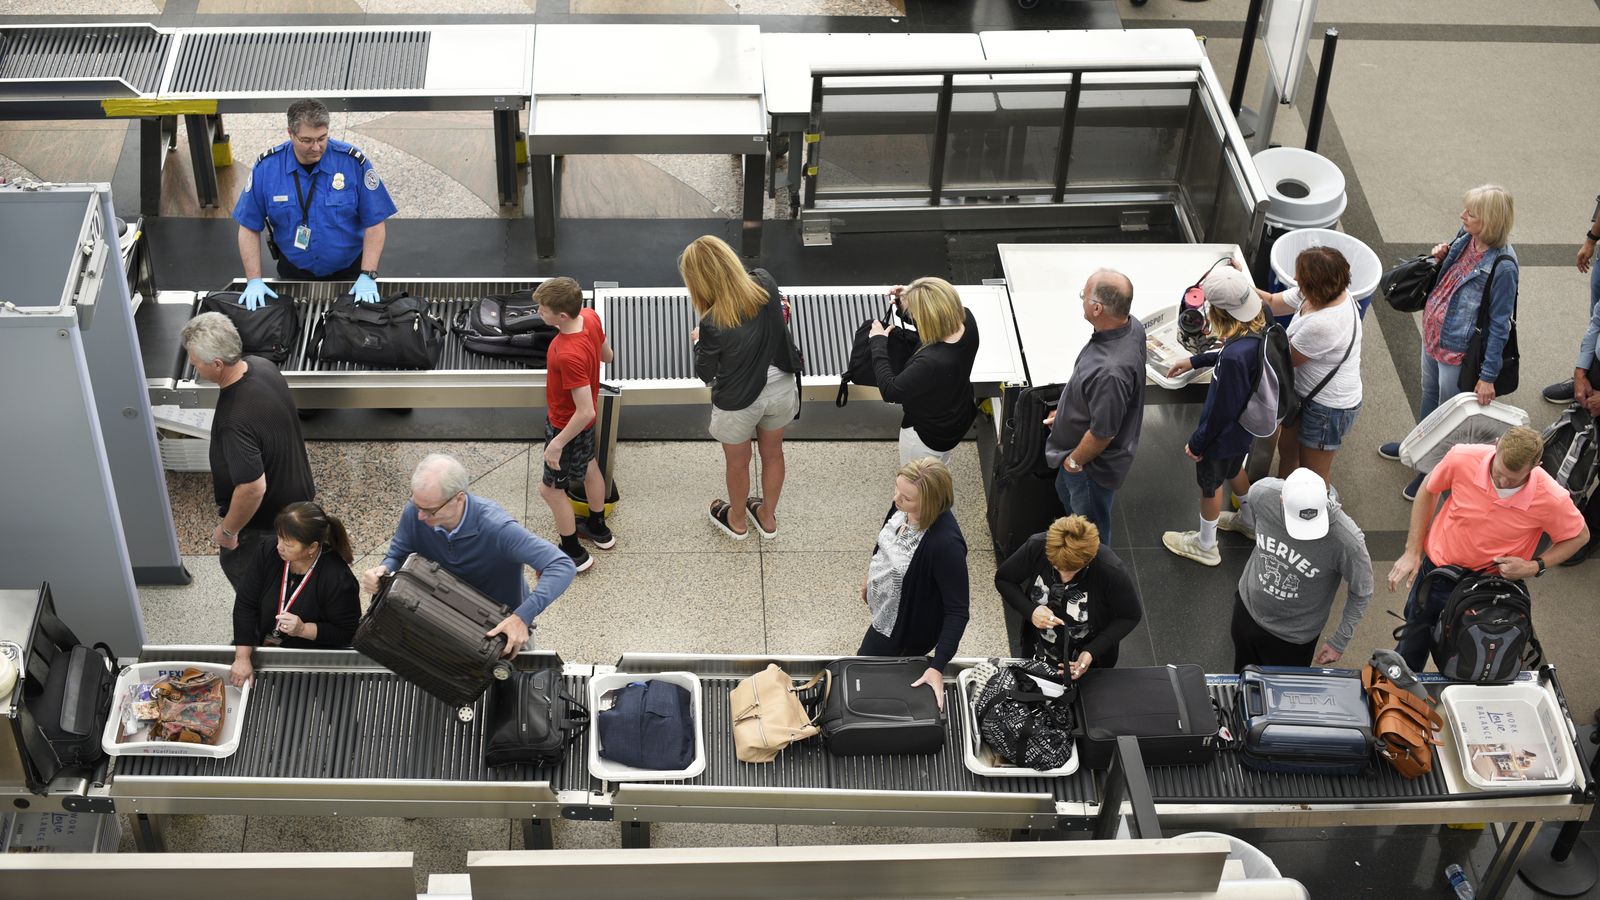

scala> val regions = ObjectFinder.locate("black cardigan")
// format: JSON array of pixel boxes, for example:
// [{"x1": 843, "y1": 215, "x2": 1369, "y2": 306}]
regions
[
  {"x1": 231, "y1": 539, "x2": 362, "y2": 649},
  {"x1": 871, "y1": 505, "x2": 970, "y2": 670},
  {"x1": 994, "y1": 534, "x2": 1142, "y2": 667},
  {"x1": 868, "y1": 308, "x2": 980, "y2": 452}
]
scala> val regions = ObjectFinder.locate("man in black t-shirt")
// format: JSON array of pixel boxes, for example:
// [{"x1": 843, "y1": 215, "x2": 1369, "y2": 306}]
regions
[{"x1": 181, "y1": 312, "x2": 315, "y2": 591}]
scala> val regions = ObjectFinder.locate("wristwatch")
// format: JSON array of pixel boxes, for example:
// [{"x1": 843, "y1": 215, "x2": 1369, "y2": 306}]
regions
[
  {"x1": 1065, "y1": 456, "x2": 1082, "y2": 473},
  {"x1": 1534, "y1": 556, "x2": 1547, "y2": 578},
  {"x1": 1585, "y1": 231, "x2": 1600, "y2": 243},
  {"x1": 361, "y1": 268, "x2": 379, "y2": 279}
]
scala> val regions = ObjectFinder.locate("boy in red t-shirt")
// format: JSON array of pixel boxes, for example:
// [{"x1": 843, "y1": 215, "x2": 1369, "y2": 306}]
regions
[{"x1": 536, "y1": 277, "x2": 614, "y2": 571}]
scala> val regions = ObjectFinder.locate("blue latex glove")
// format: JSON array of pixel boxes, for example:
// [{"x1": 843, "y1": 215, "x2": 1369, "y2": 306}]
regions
[
  {"x1": 239, "y1": 278, "x2": 277, "y2": 311},
  {"x1": 353, "y1": 273, "x2": 380, "y2": 304}
]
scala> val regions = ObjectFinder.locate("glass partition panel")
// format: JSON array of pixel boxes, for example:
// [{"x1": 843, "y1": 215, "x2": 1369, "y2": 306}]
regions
[
  {"x1": 815, "y1": 83, "x2": 940, "y2": 195},
  {"x1": 1177, "y1": 95, "x2": 1225, "y2": 241},
  {"x1": 1065, "y1": 80, "x2": 1195, "y2": 187},
  {"x1": 941, "y1": 79, "x2": 1065, "y2": 194}
]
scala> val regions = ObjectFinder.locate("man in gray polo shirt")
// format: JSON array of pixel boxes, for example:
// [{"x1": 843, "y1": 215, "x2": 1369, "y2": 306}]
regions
[
  {"x1": 1223, "y1": 467, "x2": 1373, "y2": 671},
  {"x1": 1044, "y1": 268, "x2": 1145, "y2": 544}
]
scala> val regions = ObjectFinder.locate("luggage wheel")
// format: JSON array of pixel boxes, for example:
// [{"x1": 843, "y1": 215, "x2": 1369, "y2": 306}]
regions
[
  {"x1": 457, "y1": 706, "x2": 474, "y2": 723},
  {"x1": 492, "y1": 661, "x2": 513, "y2": 680}
]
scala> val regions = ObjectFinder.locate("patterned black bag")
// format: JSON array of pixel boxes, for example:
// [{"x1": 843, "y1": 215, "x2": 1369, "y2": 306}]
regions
[{"x1": 974, "y1": 659, "x2": 1076, "y2": 770}]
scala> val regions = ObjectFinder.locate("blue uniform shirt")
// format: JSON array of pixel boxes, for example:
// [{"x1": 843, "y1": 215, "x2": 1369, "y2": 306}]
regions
[{"x1": 232, "y1": 138, "x2": 397, "y2": 278}]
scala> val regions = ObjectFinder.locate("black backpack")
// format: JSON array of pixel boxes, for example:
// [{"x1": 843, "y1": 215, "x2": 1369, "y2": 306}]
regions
[
  {"x1": 1541, "y1": 405, "x2": 1599, "y2": 508},
  {"x1": 453, "y1": 290, "x2": 559, "y2": 365},
  {"x1": 1400, "y1": 566, "x2": 1542, "y2": 683},
  {"x1": 837, "y1": 302, "x2": 918, "y2": 407},
  {"x1": 198, "y1": 290, "x2": 301, "y2": 364},
  {"x1": 311, "y1": 292, "x2": 446, "y2": 370}
]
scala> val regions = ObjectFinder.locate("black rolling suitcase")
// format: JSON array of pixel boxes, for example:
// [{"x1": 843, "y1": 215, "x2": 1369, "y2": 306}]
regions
[
  {"x1": 819, "y1": 657, "x2": 945, "y2": 755},
  {"x1": 354, "y1": 554, "x2": 514, "y2": 720},
  {"x1": 987, "y1": 383, "x2": 1068, "y2": 560},
  {"x1": 1076, "y1": 664, "x2": 1219, "y2": 769},
  {"x1": 1235, "y1": 666, "x2": 1373, "y2": 775}
]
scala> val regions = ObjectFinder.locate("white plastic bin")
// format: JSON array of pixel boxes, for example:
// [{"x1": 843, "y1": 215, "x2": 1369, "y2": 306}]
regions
[
  {"x1": 588, "y1": 671, "x2": 705, "y2": 782},
  {"x1": 102, "y1": 662, "x2": 249, "y2": 759},
  {"x1": 1399, "y1": 394, "x2": 1529, "y2": 471},
  {"x1": 955, "y1": 666, "x2": 1079, "y2": 778},
  {"x1": 1441, "y1": 683, "x2": 1576, "y2": 791},
  {"x1": 1141, "y1": 308, "x2": 1211, "y2": 391},
  {"x1": 1253, "y1": 147, "x2": 1346, "y2": 231},
  {"x1": 1175, "y1": 831, "x2": 1282, "y2": 880},
  {"x1": 1270, "y1": 227, "x2": 1383, "y2": 305}
]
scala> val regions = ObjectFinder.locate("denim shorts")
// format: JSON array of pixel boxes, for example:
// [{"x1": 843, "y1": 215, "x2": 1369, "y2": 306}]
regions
[{"x1": 1295, "y1": 396, "x2": 1362, "y2": 451}]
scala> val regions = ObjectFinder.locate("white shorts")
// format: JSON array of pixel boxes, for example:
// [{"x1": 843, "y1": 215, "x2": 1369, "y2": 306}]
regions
[
  {"x1": 898, "y1": 426, "x2": 954, "y2": 466},
  {"x1": 708, "y1": 371, "x2": 799, "y2": 444}
]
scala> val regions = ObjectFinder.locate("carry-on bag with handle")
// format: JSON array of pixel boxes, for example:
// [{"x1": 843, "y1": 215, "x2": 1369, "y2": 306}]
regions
[
  {"x1": 353, "y1": 554, "x2": 514, "y2": 720},
  {"x1": 1075, "y1": 664, "x2": 1218, "y2": 769},
  {"x1": 484, "y1": 667, "x2": 588, "y2": 767},
  {"x1": 312, "y1": 292, "x2": 445, "y2": 369},
  {"x1": 1235, "y1": 666, "x2": 1373, "y2": 776},
  {"x1": 729, "y1": 664, "x2": 828, "y2": 763},
  {"x1": 819, "y1": 657, "x2": 945, "y2": 756},
  {"x1": 1363, "y1": 650, "x2": 1443, "y2": 779},
  {"x1": 198, "y1": 290, "x2": 301, "y2": 364},
  {"x1": 986, "y1": 382, "x2": 1068, "y2": 561}
]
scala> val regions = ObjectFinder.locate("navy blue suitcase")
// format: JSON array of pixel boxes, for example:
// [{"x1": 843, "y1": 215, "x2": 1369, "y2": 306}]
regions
[{"x1": 1236, "y1": 666, "x2": 1373, "y2": 776}]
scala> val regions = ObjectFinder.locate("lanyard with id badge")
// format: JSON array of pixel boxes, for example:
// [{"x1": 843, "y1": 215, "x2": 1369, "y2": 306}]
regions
[
  {"x1": 265, "y1": 554, "x2": 319, "y2": 646},
  {"x1": 291, "y1": 170, "x2": 315, "y2": 250}
]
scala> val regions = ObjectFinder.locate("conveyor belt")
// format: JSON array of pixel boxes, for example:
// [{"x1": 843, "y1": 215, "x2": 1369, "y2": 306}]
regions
[
  {"x1": 117, "y1": 667, "x2": 591, "y2": 794},
  {"x1": 167, "y1": 30, "x2": 431, "y2": 94},
  {"x1": 0, "y1": 26, "x2": 173, "y2": 94}
]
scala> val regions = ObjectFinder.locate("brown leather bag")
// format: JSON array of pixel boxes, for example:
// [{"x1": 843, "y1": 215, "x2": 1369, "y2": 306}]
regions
[
  {"x1": 729, "y1": 665, "x2": 829, "y2": 763},
  {"x1": 1362, "y1": 663, "x2": 1443, "y2": 779}
]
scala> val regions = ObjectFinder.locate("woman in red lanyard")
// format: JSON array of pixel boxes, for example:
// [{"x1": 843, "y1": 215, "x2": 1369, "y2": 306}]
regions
[{"x1": 230, "y1": 501, "x2": 361, "y2": 687}]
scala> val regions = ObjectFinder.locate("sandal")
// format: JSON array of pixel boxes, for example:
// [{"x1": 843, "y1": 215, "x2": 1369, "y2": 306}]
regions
[
  {"x1": 708, "y1": 499, "x2": 749, "y2": 541},
  {"x1": 746, "y1": 497, "x2": 778, "y2": 540}
]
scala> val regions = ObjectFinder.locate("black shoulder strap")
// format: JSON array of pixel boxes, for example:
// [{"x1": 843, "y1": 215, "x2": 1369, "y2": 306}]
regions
[
  {"x1": 1298, "y1": 300, "x2": 1360, "y2": 409},
  {"x1": 1474, "y1": 255, "x2": 1517, "y2": 330}
]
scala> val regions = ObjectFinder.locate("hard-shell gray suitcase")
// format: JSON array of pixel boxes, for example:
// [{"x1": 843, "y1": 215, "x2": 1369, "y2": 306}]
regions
[{"x1": 353, "y1": 554, "x2": 513, "y2": 720}]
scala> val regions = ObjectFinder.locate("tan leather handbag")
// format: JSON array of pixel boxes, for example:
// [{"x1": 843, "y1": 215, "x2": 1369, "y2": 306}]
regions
[
  {"x1": 1362, "y1": 663, "x2": 1444, "y2": 779},
  {"x1": 730, "y1": 665, "x2": 828, "y2": 763}
]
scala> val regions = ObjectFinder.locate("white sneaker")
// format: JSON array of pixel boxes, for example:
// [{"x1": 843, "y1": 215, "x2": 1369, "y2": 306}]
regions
[
  {"x1": 1217, "y1": 510, "x2": 1256, "y2": 542},
  {"x1": 1162, "y1": 530, "x2": 1222, "y2": 567}
]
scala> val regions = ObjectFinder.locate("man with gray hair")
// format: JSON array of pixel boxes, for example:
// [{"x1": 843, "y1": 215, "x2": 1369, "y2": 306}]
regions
[
  {"x1": 181, "y1": 311, "x2": 314, "y2": 591},
  {"x1": 361, "y1": 454, "x2": 576, "y2": 655},
  {"x1": 231, "y1": 98, "x2": 397, "y2": 311},
  {"x1": 1043, "y1": 268, "x2": 1146, "y2": 543}
]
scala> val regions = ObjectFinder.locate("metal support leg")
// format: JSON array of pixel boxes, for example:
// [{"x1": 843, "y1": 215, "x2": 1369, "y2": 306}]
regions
[
  {"x1": 140, "y1": 117, "x2": 163, "y2": 217},
  {"x1": 1094, "y1": 735, "x2": 1161, "y2": 841},
  {"x1": 522, "y1": 818, "x2": 554, "y2": 851},
  {"x1": 132, "y1": 813, "x2": 168, "y2": 852},
  {"x1": 740, "y1": 153, "x2": 764, "y2": 259},
  {"x1": 1481, "y1": 820, "x2": 1542, "y2": 900},
  {"x1": 492, "y1": 109, "x2": 520, "y2": 207},
  {"x1": 531, "y1": 154, "x2": 556, "y2": 258},
  {"x1": 1519, "y1": 820, "x2": 1599, "y2": 896},
  {"x1": 620, "y1": 821, "x2": 651, "y2": 849},
  {"x1": 184, "y1": 114, "x2": 219, "y2": 209}
]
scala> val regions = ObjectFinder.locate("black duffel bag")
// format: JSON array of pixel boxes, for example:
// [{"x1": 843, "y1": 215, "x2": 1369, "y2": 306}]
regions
[
  {"x1": 837, "y1": 302, "x2": 918, "y2": 407},
  {"x1": 453, "y1": 290, "x2": 558, "y2": 365},
  {"x1": 485, "y1": 668, "x2": 590, "y2": 768},
  {"x1": 197, "y1": 290, "x2": 301, "y2": 364},
  {"x1": 974, "y1": 658, "x2": 1077, "y2": 770},
  {"x1": 312, "y1": 292, "x2": 445, "y2": 369},
  {"x1": 1381, "y1": 254, "x2": 1441, "y2": 313}
]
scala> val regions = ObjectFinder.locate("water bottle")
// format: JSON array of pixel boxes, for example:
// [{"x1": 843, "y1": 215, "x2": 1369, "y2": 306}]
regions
[{"x1": 1445, "y1": 863, "x2": 1476, "y2": 900}]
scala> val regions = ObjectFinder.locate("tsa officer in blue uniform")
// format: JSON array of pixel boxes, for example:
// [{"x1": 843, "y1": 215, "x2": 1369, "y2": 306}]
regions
[{"x1": 233, "y1": 98, "x2": 397, "y2": 310}]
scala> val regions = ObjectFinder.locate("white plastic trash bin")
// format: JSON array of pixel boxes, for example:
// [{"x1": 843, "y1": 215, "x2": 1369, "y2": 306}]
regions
[
  {"x1": 1269, "y1": 227, "x2": 1382, "y2": 320},
  {"x1": 1176, "y1": 831, "x2": 1282, "y2": 880},
  {"x1": 1253, "y1": 147, "x2": 1347, "y2": 231}
]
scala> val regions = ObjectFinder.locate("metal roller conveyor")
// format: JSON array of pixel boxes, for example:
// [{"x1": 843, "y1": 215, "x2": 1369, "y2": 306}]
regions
[
  {"x1": 0, "y1": 24, "x2": 174, "y2": 110},
  {"x1": 108, "y1": 648, "x2": 591, "y2": 819},
  {"x1": 596, "y1": 283, "x2": 1027, "y2": 405}
]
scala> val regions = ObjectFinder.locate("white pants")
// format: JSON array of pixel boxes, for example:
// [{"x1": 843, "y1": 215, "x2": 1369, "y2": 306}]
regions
[{"x1": 898, "y1": 427, "x2": 954, "y2": 466}]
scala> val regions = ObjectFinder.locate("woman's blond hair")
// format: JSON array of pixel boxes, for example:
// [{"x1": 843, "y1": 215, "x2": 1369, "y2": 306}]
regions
[
  {"x1": 897, "y1": 456, "x2": 954, "y2": 528},
  {"x1": 900, "y1": 277, "x2": 965, "y2": 347},
  {"x1": 1206, "y1": 305, "x2": 1269, "y2": 343},
  {"x1": 1465, "y1": 184, "x2": 1515, "y2": 248},
  {"x1": 678, "y1": 235, "x2": 768, "y2": 330},
  {"x1": 1044, "y1": 515, "x2": 1100, "y2": 573}
]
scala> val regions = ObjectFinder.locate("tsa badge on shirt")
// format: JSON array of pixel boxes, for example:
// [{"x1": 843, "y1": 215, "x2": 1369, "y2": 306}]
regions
[
  {"x1": 332, "y1": 172, "x2": 346, "y2": 191},
  {"x1": 364, "y1": 169, "x2": 381, "y2": 191}
]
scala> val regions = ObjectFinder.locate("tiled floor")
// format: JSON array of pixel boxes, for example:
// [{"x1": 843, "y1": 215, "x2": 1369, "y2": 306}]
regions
[{"x1": 9, "y1": 0, "x2": 1600, "y2": 896}]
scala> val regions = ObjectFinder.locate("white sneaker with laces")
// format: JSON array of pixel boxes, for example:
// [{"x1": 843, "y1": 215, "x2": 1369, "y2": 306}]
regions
[
  {"x1": 1162, "y1": 530, "x2": 1222, "y2": 566},
  {"x1": 1217, "y1": 510, "x2": 1256, "y2": 542}
]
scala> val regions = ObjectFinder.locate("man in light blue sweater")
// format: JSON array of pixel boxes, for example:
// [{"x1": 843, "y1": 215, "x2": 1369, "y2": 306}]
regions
[{"x1": 361, "y1": 453, "x2": 576, "y2": 654}]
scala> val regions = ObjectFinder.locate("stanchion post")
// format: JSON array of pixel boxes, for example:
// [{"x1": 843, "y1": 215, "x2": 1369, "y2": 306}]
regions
[
  {"x1": 1304, "y1": 28, "x2": 1340, "y2": 153},
  {"x1": 1230, "y1": 0, "x2": 1269, "y2": 116}
]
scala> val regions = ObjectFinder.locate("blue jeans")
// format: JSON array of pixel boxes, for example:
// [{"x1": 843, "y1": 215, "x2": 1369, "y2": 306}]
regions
[
  {"x1": 1419, "y1": 345, "x2": 1464, "y2": 421},
  {"x1": 1055, "y1": 467, "x2": 1115, "y2": 545},
  {"x1": 1395, "y1": 556, "x2": 1455, "y2": 671}
]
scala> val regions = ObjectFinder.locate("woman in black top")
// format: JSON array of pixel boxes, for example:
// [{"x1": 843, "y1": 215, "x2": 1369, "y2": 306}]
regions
[
  {"x1": 994, "y1": 515, "x2": 1142, "y2": 680},
  {"x1": 230, "y1": 501, "x2": 361, "y2": 687},
  {"x1": 682, "y1": 235, "x2": 804, "y2": 542},
  {"x1": 869, "y1": 277, "x2": 981, "y2": 465}
]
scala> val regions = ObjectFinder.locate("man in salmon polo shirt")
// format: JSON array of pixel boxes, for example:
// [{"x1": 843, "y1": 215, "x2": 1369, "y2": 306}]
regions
[{"x1": 1387, "y1": 426, "x2": 1589, "y2": 671}]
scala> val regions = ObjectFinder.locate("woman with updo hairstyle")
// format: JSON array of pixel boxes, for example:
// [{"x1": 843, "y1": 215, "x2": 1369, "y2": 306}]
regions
[
  {"x1": 995, "y1": 515, "x2": 1143, "y2": 680},
  {"x1": 229, "y1": 500, "x2": 361, "y2": 687},
  {"x1": 869, "y1": 276, "x2": 981, "y2": 465}
]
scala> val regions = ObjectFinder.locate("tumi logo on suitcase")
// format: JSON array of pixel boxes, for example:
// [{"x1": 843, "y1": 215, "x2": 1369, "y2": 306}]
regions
[
  {"x1": 353, "y1": 554, "x2": 514, "y2": 720},
  {"x1": 818, "y1": 657, "x2": 945, "y2": 756}
]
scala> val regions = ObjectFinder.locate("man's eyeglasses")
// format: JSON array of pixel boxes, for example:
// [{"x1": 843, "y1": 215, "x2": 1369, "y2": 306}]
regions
[{"x1": 413, "y1": 492, "x2": 461, "y2": 518}]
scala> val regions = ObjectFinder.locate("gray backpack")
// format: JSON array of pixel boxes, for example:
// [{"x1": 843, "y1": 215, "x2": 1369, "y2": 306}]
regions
[{"x1": 1239, "y1": 324, "x2": 1297, "y2": 438}]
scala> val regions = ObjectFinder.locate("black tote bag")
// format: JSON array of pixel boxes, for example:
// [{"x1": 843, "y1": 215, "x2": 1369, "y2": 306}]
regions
[{"x1": 1457, "y1": 257, "x2": 1519, "y2": 396}]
